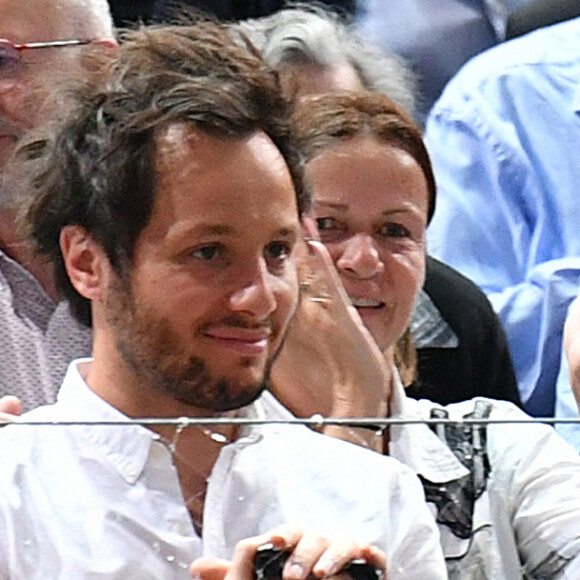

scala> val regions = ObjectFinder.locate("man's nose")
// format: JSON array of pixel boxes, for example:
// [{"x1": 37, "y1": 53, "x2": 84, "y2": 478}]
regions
[
  {"x1": 228, "y1": 259, "x2": 278, "y2": 319},
  {"x1": 335, "y1": 233, "x2": 384, "y2": 279}
]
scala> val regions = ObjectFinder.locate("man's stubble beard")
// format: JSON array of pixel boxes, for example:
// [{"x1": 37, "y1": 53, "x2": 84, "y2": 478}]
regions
[{"x1": 106, "y1": 274, "x2": 291, "y2": 413}]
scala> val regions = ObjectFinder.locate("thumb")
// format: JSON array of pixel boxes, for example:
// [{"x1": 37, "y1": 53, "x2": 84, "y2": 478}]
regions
[
  {"x1": 0, "y1": 396, "x2": 22, "y2": 417},
  {"x1": 190, "y1": 557, "x2": 231, "y2": 580}
]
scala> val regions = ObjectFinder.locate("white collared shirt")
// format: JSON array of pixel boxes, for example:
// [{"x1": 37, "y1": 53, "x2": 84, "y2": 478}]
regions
[
  {"x1": 0, "y1": 360, "x2": 446, "y2": 579},
  {"x1": 389, "y1": 374, "x2": 580, "y2": 579}
]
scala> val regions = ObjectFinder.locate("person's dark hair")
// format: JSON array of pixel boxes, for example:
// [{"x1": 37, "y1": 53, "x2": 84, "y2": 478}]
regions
[
  {"x1": 14, "y1": 20, "x2": 307, "y2": 327},
  {"x1": 293, "y1": 90, "x2": 436, "y2": 222}
]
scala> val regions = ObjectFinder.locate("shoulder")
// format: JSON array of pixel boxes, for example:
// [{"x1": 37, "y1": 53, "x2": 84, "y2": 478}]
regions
[
  {"x1": 430, "y1": 17, "x2": 580, "y2": 116},
  {"x1": 0, "y1": 404, "x2": 65, "y2": 464},
  {"x1": 434, "y1": 398, "x2": 580, "y2": 466},
  {"x1": 425, "y1": 257, "x2": 496, "y2": 321},
  {"x1": 420, "y1": 397, "x2": 523, "y2": 419},
  {"x1": 257, "y1": 418, "x2": 423, "y2": 511}
]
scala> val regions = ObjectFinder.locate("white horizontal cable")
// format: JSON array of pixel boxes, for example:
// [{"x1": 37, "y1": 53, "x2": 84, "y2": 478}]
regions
[{"x1": 3, "y1": 415, "x2": 580, "y2": 428}]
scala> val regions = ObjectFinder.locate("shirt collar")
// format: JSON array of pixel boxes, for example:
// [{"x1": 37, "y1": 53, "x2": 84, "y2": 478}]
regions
[
  {"x1": 57, "y1": 359, "x2": 267, "y2": 483},
  {"x1": 56, "y1": 359, "x2": 160, "y2": 484},
  {"x1": 389, "y1": 370, "x2": 469, "y2": 483},
  {"x1": 410, "y1": 290, "x2": 458, "y2": 349}
]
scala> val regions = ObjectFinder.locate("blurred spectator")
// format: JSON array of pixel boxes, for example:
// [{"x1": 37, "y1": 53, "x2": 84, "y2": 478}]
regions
[
  {"x1": 565, "y1": 295, "x2": 580, "y2": 407},
  {"x1": 356, "y1": 0, "x2": 506, "y2": 123},
  {"x1": 0, "y1": 0, "x2": 115, "y2": 412},
  {"x1": 506, "y1": 0, "x2": 580, "y2": 38},
  {"x1": 355, "y1": 0, "x2": 576, "y2": 122},
  {"x1": 424, "y1": 18, "x2": 580, "y2": 433},
  {"x1": 107, "y1": 0, "x2": 356, "y2": 25},
  {"x1": 556, "y1": 293, "x2": 580, "y2": 449}
]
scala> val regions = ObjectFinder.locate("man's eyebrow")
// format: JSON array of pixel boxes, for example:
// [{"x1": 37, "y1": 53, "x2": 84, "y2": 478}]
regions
[
  {"x1": 314, "y1": 201, "x2": 348, "y2": 211},
  {"x1": 274, "y1": 226, "x2": 300, "y2": 239},
  {"x1": 187, "y1": 224, "x2": 236, "y2": 236},
  {"x1": 176, "y1": 223, "x2": 300, "y2": 239}
]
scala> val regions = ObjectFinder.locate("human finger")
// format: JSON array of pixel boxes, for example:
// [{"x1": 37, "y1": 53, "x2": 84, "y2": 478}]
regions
[
  {"x1": 280, "y1": 531, "x2": 384, "y2": 580},
  {"x1": 0, "y1": 396, "x2": 22, "y2": 424},
  {"x1": 304, "y1": 240, "x2": 367, "y2": 324},
  {"x1": 301, "y1": 216, "x2": 320, "y2": 242},
  {"x1": 220, "y1": 526, "x2": 298, "y2": 580},
  {"x1": 308, "y1": 536, "x2": 379, "y2": 579},
  {"x1": 358, "y1": 545, "x2": 387, "y2": 577},
  {"x1": 190, "y1": 557, "x2": 231, "y2": 580},
  {"x1": 305, "y1": 241, "x2": 350, "y2": 306}
]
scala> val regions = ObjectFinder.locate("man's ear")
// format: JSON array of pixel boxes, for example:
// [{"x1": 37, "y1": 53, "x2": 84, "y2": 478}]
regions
[{"x1": 59, "y1": 225, "x2": 109, "y2": 301}]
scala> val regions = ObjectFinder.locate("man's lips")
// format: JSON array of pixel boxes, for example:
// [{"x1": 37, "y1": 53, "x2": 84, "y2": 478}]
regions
[{"x1": 204, "y1": 327, "x2": 271, "y2": 355}]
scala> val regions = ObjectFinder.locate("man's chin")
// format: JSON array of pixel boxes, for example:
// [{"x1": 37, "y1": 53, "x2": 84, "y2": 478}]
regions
[
  {"x1": 173, "y1": 378, "x2": 268, "y2": 414},
  {"x1": 204, "y1": 386, "x2": 266, "y2": 413}
]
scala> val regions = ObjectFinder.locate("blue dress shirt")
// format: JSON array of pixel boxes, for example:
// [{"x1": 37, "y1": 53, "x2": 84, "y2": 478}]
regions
[
  {"x1": 356, "y1": 0, "x2": 505, "y2": 122},
  {"x1": 425, "y1": 17, "x2": 580, "y2": 426}
]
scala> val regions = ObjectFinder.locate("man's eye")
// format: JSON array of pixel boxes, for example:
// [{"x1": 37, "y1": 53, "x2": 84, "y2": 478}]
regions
[
  {"x1": 379, "y1": 223, "x2": 411, "y2": 238},
  {"x1": 265, "y1": 242, "x2": 291, "y2": 261},
  {"x1": 191, "y1": 244, "x2": 223, "y2": 260}
]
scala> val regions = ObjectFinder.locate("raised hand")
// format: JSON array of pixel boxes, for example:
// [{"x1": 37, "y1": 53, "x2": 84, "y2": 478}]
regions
[{"x1": 271, "y1": 240, "x2": 392, "y2": 449}]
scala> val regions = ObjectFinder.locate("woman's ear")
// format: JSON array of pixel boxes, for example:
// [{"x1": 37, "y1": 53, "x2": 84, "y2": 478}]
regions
[{"x1": 59, "y1": 225, "x2": 108, "y2": 301}]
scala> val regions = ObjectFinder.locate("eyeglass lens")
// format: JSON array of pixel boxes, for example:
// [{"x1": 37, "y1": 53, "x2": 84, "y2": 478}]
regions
[{"x1": 0, "y1": 41, "x2": 19, "y2": 74}]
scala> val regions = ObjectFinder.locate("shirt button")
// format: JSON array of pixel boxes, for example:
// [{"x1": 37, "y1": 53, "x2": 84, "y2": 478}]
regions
[
  {"x1": 173, "y1": 522, "x2": 190, "y2": 535},
  {"x1": 124, "y1": 466, "x2": 138, "y2": 479}
]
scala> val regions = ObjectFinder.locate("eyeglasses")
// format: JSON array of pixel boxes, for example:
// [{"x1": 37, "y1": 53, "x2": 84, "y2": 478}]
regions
[{"x1": 0, "y1": 38, "x2": 94, "y2": 75}]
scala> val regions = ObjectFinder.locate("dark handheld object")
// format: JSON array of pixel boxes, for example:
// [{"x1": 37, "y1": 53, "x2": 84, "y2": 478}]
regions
[{"x1": 254, "y1": 544, "x2": 382, "y2": 580}]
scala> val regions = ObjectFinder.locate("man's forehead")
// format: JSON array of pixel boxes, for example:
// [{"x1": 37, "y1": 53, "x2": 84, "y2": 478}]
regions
[
  {"x1": 0, "y1": 0, "x2": 76, "y2": 43},
  {"x1": 154, "y1": 124, "x2": 291, "y2": 181},
  {"x1": 142, "y1": 124, "x2": 300, "y2": 247},
  {"x1": 155, "y1": 124, "x2": 204, "y2": 160}
]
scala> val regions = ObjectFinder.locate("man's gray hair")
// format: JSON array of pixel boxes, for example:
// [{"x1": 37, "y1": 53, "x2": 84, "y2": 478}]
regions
[
  {"x1": 238, "y1": 4, "x2": 418, "y2": 118},
  {"x1": 63, "y1": 0, "x2": 115, "y2": 39}
]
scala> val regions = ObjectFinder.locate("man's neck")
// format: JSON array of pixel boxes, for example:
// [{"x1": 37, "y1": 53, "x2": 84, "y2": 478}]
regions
[
  {"x1": 85, "y1": 347, "x2": 239, "y2": 533},
  {"x1": 0, "y1": 209, "x2": 58, "y2": 300},
  {"x1": 172, "y1": 419, "x2": 238, "y2": 535}
]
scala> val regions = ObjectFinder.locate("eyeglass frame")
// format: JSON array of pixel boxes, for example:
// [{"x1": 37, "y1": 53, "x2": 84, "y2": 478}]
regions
[{"x1": 0, "y1": 38, "x2": 112, "y2": 75}]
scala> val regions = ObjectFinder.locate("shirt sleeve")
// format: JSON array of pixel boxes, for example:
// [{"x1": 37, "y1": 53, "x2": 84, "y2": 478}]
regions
[
  {"x1": 425, "y1": 93, "x2": 580, "y2": 416},
  {"x1": 487, "y1": 402, "x2": 580, "y2": 578}
]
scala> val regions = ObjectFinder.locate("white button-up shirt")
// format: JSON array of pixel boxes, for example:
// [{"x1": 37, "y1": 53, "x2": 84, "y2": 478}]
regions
[
  {"x1": 0, "y1": 360, "x2": 446, "y2": 579},
  {"x1": 389, "y1": 375, "x2": 580, "y2": 579}
]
